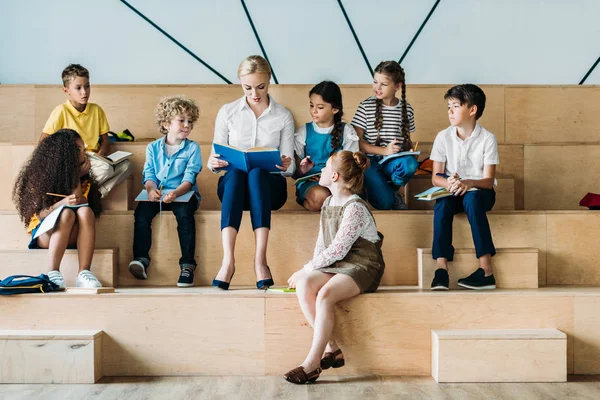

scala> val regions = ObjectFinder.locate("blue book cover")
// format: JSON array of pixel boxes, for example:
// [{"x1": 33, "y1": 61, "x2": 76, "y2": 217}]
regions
[
  {"x1": 378, "y1": 150, "x2": 421, "y2": 165},
  {"x1": 213, "y1": 143, "x2": 281, "y2": 173}
]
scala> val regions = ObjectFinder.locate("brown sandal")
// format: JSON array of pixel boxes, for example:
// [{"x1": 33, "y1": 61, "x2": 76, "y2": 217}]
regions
[
  {"x1": 283, "y1": 366, "x2": 322, "y2": 384},
  {"x1": 320, "y1": 349, "x2": 345, "y2": 369}
]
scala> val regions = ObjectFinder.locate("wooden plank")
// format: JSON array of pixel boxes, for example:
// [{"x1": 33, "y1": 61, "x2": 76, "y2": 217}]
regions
[
  {"x1": 0, "y1": 248, "x2": 117, "y2": 287},
  {"x1": 432, "y1": 328, "x2": 566, "y2": 340},
  {"x1": 524, "y1": 145, "x2": 600, "y2": 210},
  {"x1": 574, "y1": 297, "x2": 600, "y2": 374},
  {"x1": 506, "y1": 86, "x2": 600, "y2": 144},
  {"x1": 418, "y1": 248, "x2": 539, "y2": 289},
  {"x1": 265, "y1": 294, "x2": 574, "y2": 376},
  {"x1": 407, "y1": 178, "x2": 515, "y2": 211},
  {"x1": 102, "y1": 176, "x2": 134, "y2": 211},
  {"x1": 432, "y1": 329, "x2": 566, "y2": 382},
  {"x1": 546, "y1": 213, "x2": 600, "y2": 285},
  {"x1": 0, "y1": 330, "x2": 103, "y2": 383},
  {"x1": 0, "y1": 86, "x2": 36, "y2": 143}
]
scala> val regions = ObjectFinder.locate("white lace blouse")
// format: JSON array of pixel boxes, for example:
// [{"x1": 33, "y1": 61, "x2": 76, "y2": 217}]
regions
[{"x1": 304, "y1": 195, "x2": 380, "y2": 271}]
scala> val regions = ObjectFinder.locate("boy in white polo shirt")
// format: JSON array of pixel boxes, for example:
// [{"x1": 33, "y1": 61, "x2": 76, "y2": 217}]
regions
[{"x1": 429, "y1": 84, "x2": 499, "y2": 291}]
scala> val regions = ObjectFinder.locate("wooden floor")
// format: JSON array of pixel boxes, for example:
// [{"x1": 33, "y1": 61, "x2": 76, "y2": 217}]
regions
[{"x1": 0, "y1": 375, "x2": 599, "y2": 400}]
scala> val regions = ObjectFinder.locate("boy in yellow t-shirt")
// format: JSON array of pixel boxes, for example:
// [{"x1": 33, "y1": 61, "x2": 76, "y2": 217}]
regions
[{"x1": 39, "y1": 64, "x2": 132, "y2": 197}]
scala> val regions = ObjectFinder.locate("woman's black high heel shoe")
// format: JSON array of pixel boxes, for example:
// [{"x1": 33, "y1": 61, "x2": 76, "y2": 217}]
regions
[
  {"x1": 256, "y1": 266, "x2": 274, "y2": 290},
  {"x1": 212, "y1": 267, "x2": 235, "y2": 290}
]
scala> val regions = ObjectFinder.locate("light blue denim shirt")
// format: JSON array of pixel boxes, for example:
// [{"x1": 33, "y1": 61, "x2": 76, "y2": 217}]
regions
[{"x1": 142, "y1": 137, "x2": 202, "y2": 198}]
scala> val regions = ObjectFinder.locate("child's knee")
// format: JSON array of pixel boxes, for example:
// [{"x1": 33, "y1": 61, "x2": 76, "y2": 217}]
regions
[
  {"x1": 76, "y1": 207, "x2": 95, "y2": 224},
  {"x1": 304, "y1": 188, "x2": 329, "y2": 211},
  {"x1": 59, "y1": 208, "x2": 76, "y2": 224}
]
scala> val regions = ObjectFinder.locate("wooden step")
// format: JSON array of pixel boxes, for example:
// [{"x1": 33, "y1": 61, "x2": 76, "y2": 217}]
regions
[
  {"x1": 0, "y1": 248, "x2": 117, "y2": 287},
  {"x1": 102, "y1": 176, "x2": 134, "y2": 211},
  {"x1": 418, "y1": 248, "x2": 539, "y2": 289},
  {"x1": 0, "y1": 210, "x2": 557, "y2": 287},
  {"x1": 431, "y1": 329, "x2": 567, "y2": 382},
  {"x1": 407, "y1": 176, "x2": 515, "y2": 210},
  {"x1": 0, "y1": 329, "x2": 103, "y2": 383},
  {"x1": 0, "y1": 287, "x2": 593, "y2": 376}
]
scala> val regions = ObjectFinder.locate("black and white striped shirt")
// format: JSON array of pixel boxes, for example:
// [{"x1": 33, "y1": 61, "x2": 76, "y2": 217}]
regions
[{"x1": 351, "y1": 96, "x2": 416, "y2": 151}]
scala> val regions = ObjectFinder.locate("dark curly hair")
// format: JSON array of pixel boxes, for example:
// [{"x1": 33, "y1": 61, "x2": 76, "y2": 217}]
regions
[
  {"x1": 13, "y1": 129, "x2": 102, "y2": 227},
  {"x1": 374, "y1": 61, "x2": 412, "y2": 151},
  {"x1": 309, "y1": 81, "x2": 344, "y2": 155}
]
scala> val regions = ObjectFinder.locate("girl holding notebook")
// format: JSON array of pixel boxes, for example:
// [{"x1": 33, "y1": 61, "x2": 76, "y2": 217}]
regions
[
  {"x1": 293, "y1": 81, "x2": 359, "y2": 211},
  {"x1": 208, "y1": 55, "x2": 295, "y2": 290},
  {"x1": 12, "y1": 129, "x2": 102, "y2": 289}
]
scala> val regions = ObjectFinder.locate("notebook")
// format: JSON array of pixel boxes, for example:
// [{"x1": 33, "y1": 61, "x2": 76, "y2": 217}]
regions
[{"x1": 213, "y1": 143, "x2": 282, "y2": 173}]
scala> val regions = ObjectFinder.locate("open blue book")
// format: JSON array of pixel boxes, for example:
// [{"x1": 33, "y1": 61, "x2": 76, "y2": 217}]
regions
[
  {"x1": 135, "y1": 190, "x2": 194, "y2": 203},
  {"x1": 213, "y1": 143, "x2": 282, "y2": 173},
  {"x1": 415, "y1": 186, "x2": 477, "y2": 201},
  {"x1": 34, "y1": 204, "x2": 89, "y2": 239},
  {"x1": 378, "y1": 150, "x2": 420, "y2": 165},
  {"x1": 293, "y1": 172, "x2": 321, "y2": 186}
]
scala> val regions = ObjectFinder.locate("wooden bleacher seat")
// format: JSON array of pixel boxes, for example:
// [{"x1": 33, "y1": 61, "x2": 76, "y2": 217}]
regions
[
  {"x1": 418, "y1": 248, "x2": 539, "y2": 289},
  {"x1": 431, "y1": 329, "x2": 567, "y2": 382},
  {"x1": 0, "y1": 248, "x2": 117, "y2": 287},
  {"x1": 0, "y1": 329, "x2": 103, "y2": 383}
]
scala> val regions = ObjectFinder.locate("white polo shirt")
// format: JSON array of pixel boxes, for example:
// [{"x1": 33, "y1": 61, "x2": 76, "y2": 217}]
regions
[
  {"x1": 430, "y1": 123, "x2": 499, "y2": 182},
  {"x1": 209, "y1": 95, "x2": 295, "y2": 176}
]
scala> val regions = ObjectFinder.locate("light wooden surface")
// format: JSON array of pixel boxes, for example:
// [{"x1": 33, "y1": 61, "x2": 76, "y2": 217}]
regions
[
  {"x1": 505, "y1": 86, "x2": 600, "y2": 144},
  {"x1": 524, "y1": 144, "x2": 600, "y2": 210},
  {"x1": 65, "y1": 287, "x2": 116, "y2": 294},
  {"x1": 546, "y1": 213, "x2": 600, "y2": 286},
  {"x1": 0, "y1": 330, "x2": 102, "y2": 383},
  {"x1": 408, "y1": 178, "x2": 515, "y2": 211},
  {"x1": 574, "y1": 297, "x2": 600, "y2": 374},
  {"x1": 418, "y1": 248, "x2": 539, "y2": 289},
  {"x1": 1, "y1": 375, "x2": 600, "y2": 400},
  {"x1": 101, "y1": 176, "x2": 133, "y2": 211},
  {"x1": 432, "y1": 329, "x2": 567, "y2": 382},
  {"x1": 0, "y1": 210, "x2": 551, "y2": 287},
  {"x1": 0, "y1": 86, "x2": 36, "y2": 142},
  {"x1": 0, "y1": 248, "x2": 117, "y2": 287},
  {"x1": 0, "y1": 288, "x2": 587, "y2": 376}
]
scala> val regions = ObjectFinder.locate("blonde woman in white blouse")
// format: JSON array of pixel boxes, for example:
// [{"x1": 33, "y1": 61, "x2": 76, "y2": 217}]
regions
[{"x1": 208, "y1": 55, "x2": 295, "y2": 290}]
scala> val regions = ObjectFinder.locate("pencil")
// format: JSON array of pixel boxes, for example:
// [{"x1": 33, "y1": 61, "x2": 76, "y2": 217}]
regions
[
  {"x1": 414, "y1": 141, "x2": 419, "y2": 151},
  {"x1": 46, "y1": 192, "x2": 68, "y2": 198}
]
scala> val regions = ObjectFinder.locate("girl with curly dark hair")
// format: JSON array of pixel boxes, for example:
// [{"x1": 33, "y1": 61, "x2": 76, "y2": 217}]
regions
[
  {"x1": 293, "y1": 81, "x2": 359, "y2": 211},
  {"x1": 13, "y1": 129, "x2": 103, "y2": 289}
]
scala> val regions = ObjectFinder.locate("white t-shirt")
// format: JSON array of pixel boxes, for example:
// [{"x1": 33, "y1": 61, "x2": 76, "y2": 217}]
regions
[
  {"x1": 165, "y1": 143, "x2": 179, "y2": 157},
  {"x1": 294, "y1": 122, "x2": 359, "y2": 158},
  {"x1": 430, "y1": 123, "x2": 499, "y2": 181}
]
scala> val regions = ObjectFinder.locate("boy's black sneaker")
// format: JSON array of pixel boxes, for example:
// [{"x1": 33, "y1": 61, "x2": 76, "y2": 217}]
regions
[
  {"x1": 177, "y1": 268, "x2": 195, "y2": 287},
  {"x1": 128, "y1": 257, "x2": 149, "y2": 280},
  {"x1": 431, "y1": 268, "x2": 449, "y2": 291},
  {"x1": 457, "y1": 268, "x2": 496, "y2": 290}
]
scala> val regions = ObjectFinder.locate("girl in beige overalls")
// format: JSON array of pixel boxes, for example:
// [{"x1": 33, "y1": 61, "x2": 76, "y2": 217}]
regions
[{"x1": 284, "y1": 150, "x2": 385, "y2": 384}]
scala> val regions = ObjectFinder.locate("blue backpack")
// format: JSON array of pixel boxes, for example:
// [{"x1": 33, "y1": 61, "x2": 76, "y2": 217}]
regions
[{"x1": 0, "y1": 274, "x2": 60, "y2": 295}]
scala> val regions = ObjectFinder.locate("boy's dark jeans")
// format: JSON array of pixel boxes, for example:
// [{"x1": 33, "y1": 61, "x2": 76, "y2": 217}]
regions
[
  {"x1": 133, "y1": 195, "x2": 199, "y2": 267},
  {"x1": 432, "y1": 189, "x2": 496, "y2": 261}
]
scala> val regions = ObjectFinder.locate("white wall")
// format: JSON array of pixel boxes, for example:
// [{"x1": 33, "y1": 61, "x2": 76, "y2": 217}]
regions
[{"x1": 0, "y1": 0, "x2": 599, "y2": 84}]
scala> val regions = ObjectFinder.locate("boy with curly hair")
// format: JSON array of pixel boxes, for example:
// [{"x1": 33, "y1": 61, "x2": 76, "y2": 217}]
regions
[
  {"x1": 40, "y1": 64, "x2": 132, "y2": 198},
  {"x1": 128, "y1": 96, "x2": 202, "y2": 287}
]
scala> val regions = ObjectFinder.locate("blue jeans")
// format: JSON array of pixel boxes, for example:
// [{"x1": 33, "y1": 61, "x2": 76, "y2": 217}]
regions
[
  {"x1": 432, "y1": 189, "x2": 496, "y2": 260},
  {"x1": 133, "y1": 195, "x2": 199, "y2": 266},
  {"x1": 218, "y1": 168, "x2": 287, "y2": 231},
  {"x1": 364, "y1": 155, "x2": 419, "y2": 210}
]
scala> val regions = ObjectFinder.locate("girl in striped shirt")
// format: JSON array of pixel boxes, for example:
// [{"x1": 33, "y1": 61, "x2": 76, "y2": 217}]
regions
[{"x1": 351, "y1": 61, "x2": 418, "y2": 210}]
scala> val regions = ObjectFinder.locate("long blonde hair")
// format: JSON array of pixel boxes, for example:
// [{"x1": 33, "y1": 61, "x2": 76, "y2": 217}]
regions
[{"x1": 237, "y1": 55, "x2": 272, "y2": 78}]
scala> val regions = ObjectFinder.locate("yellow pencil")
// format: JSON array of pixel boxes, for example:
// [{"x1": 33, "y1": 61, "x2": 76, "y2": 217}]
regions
[
  {"x1": 414, "y1": 141, "x2": 419, "y2": 151},
  {"x1": 46, "y1": 192, "x2": 67, "y2": 198}
]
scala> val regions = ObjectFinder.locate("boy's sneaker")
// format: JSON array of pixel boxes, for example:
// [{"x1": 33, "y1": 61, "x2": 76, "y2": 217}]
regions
[
  {"x1": 47, "y1": 270, "x2": 66, "y2": 290},
  {"x1": 76, "y1": 270, "x2": 103, "y2": 288},
  {"x1": 457, "y1": 268, "x2": 496, "y2": 290},
  {"x1": 392, "y1": 190, "x2": 408, "y2": 210},
  {"x1": 128, "y1": 258, "x2": 149, "y2": 280},
  {"x1": 431, "y1": 268, "x2": 449, "y2": 291},
  {"x1": 177, "y1": 267, "x2": 195, "y2": 287}
]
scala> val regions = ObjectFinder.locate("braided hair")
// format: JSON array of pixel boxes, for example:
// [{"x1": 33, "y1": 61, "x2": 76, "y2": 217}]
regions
[
  {"x1": 309, "y1": 81, "x2": 344, "y2": 155},
  {"x1": 373, "y1": 61, "x2": 412, "y2": 150}
]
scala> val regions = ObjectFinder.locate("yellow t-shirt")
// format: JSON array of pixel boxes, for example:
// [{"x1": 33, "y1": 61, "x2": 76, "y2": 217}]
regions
[
  {"x1": 42, "y1": 101, "x2": 110, "y2": 152},
  {"x1": 27, "y1": 181, "x2": 92, "y2": 234}
]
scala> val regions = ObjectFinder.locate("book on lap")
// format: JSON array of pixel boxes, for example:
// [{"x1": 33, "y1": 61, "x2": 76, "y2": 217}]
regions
[
  {"x1": 414, "y1": 186, "x2": 478, "y2": 201},
  {"x1": 378, "y1": 150, "x2": 420, "y2": 165},
  {"x1": 88, "y1": 151, "x2": 132, "y2": 166},
  {"x1": 135, "y1": 190, "x2": 194, "y2": 203},
  {"x1": 293, "y1": 172, "x2": 321, "y2": 186},
  {"x1": 213, "y1": 143, "x2": 281, "y2": 173},
  {"x1": 33, "y1": 204, "x2": 89, "y2": 239}
]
